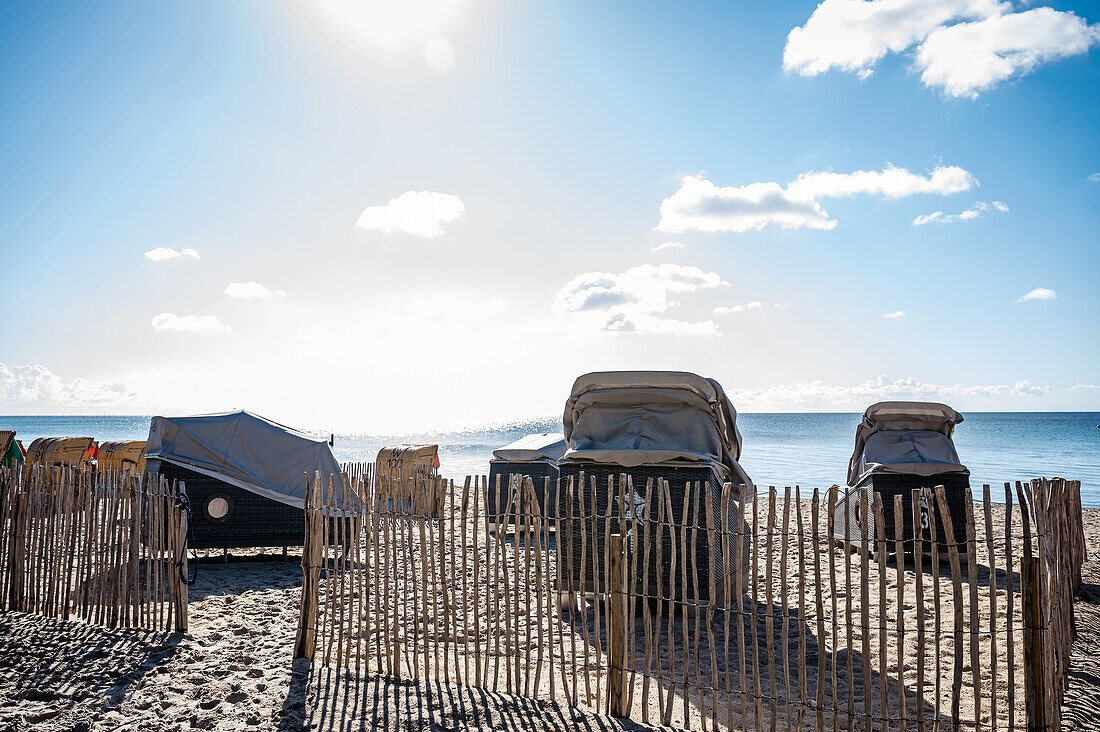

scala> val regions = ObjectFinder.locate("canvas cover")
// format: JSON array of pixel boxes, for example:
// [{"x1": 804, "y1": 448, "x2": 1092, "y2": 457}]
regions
[
  {"x1": 144, "y1": 411, "x2": 344, "y2": 509},
  {"x1": 847, "y1": 401, "x2": 967, "y2": 486},
  {"x1": 491, "y1": 433, "x2": 567, "y2": 463},
  {"x1": 561, "y1": 371, "x2": 750, "y2": 487}
]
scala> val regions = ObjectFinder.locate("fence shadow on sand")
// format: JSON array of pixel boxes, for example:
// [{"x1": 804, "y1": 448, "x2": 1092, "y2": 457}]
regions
[
  {"x1": 297, "y1": 662, "x2": 654, "y2": 732},
  {"x1": 0, "y1": 611, "x2": 181, "y2": 722}
]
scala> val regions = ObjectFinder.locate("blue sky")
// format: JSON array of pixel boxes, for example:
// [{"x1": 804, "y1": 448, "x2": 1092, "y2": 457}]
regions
[{"x1": 1, "y1": 1, "x2": 1098, "y2": 431}]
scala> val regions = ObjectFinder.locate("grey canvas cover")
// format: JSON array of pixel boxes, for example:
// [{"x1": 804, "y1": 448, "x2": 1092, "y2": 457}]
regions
[
  {"x1": 145, "y1": 411, "x2": 344, "y2": 509},
  {"x1": 847, "y1": 401, "x2": 967, "y2": 486},
  {"x1": 561, "y1": 370, "x2": 751, "y2": 487},
  {"x1": 492, "y1": 433, "x2": 567, "y2": 463}
]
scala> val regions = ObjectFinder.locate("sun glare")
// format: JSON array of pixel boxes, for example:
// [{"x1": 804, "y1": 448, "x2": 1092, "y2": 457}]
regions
[{"x1": 309, "y1": 0, "x2": 464, "y2": 48}]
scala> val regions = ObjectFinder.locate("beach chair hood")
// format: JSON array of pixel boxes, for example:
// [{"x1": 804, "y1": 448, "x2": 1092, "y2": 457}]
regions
[
  {"x1": 144, "y1": 410, "x2": 344, "y2": 509},
  {"x1": 847, "y1": 401, "x2": 968, "y2": 486},
  {"x1": 561, "y1": 370, "x2": 750, "y2": 487},
  {"x1": 491, "y1": 433, "x2": 567, "y2": 463}
]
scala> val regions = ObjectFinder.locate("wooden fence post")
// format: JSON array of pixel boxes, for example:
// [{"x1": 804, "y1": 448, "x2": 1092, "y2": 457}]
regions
[
  {"x1": 295, "y1": 472, "x2": 320, "y2": 659},
  {"x1": 1022, "y1": 555, "x2": 1046, "y2": 732},
  {"x1": 608, "y1": 532, "x2": 628, "y2": 718},
  {"x1": 174, "y1": 482, "x2": 189, "y2": 633}
]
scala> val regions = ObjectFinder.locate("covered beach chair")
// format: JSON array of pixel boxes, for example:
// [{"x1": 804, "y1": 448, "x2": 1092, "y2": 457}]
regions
[
  {"x1": 487, "y1": 432, "x2": 566, "y2": 530},
  {"x1": 145, "y1": 411, "x2": 350, "y2": 549},
  {"x1": 375, "y1": 444, "x2": 442, "y2": 516},
  {"x1": 558, "y1": 371, "x2": 752, "y2": 606},
  {"x1": 24, "y1": 436, "x2": 96, "y2": 469},
  {"x1": 836, "y1": 401, "x2": 969, "y2": 553}
]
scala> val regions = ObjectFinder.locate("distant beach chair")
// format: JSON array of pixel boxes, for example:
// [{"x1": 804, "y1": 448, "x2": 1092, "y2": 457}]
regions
[
  {"x1": 375, "y1": 444, "x2": 442, "y2": 516},
  {"x1": 95, "y1": 440, "x2": 147, "y2": 475},
  {"x1": 834, "y1": 401, "x2": 969, "y2": 556},
  {"x1": 487, "y1": 432, "x2": 566, "y2": 531},
  {"x1": 24, "y1": 436, "x2": 96, "y2": 469},
  {"x1": 557, "y1": 370, "x2": 752, "y2": 607},
  {"x1": 0, "y1": 431, "x2": 24, "y2": 469}
]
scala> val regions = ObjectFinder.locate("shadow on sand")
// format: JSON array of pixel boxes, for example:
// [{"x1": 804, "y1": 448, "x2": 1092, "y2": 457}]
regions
[{"x1": 0, "y1": 612, "x2": 182, "y2": 724}]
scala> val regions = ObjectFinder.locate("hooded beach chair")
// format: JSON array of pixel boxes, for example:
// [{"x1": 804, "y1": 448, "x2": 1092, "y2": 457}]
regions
[
  {"x1": 487, "y1": 432, "x2": 566, "y2": 530},
  {"x1": 835, "y1": 401, "x2": 970, "y2": 554},
  {"x1": 557, "y1": 371, "x2": 752, "y2": 606}
]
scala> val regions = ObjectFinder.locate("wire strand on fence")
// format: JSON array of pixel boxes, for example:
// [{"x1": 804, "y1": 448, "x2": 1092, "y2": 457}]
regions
[{"x1": 296, "y1": 469, "x2": 1084, "y2": 732}]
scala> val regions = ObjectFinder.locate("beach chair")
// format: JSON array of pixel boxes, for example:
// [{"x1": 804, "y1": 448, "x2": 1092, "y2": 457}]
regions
[
  {"x1": 556, "y1": 371, "x2": 752, "y2": 608},
  {"x1": 0, "y1": 431, "x2": 24, "y2": 469},
  {"x1": 145, "y1": 411, "x2": 352, "y2": 550},
  {"x1": 487, "y1": 432, "x2": 565, "y2": 531},
  {"x1": 375, "y1": 444, "x2": 442, "y2": 516},
  {"x1": 834, "y1": 401, "x2": 970, "y2": 556},
  {"x1": 96, "y1": 440, "x2": 146, "y2": 475},
  {"x1": 24, "y1": 436, "x2": 96, "y2": 469}
]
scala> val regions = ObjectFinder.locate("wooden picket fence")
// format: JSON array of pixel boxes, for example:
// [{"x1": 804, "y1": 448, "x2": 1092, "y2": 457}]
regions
[
  {"x1": 295, "y1": 470, "x2": 1084, "y2": 731},
  {"x1": 0, "y1": 464, "x2": 190, "y2": 632}
]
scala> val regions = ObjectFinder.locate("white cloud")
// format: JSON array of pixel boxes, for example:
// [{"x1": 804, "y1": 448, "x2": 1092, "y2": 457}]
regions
[
  {"x1": 714, "y1": 301, "x2": 764, "y2": 314},
  {"x1": 224, "y1": 282, "x2": 287, "y2": 299},
  {"x1": 725, "y1": 374, "x2": 1049, "y2": 411},
  {"x1": 918, "y1": 8, "x2": 1100, "y2": 98},
  {"x1": 652, "y1": 241, "x2": 686, "y2": 252},
  {"x1": 785, "y1": 165, "x2": 975, "y2": 200},
  {"x1": 882, "y1": 310, "x2": 906, "y2": 319},
  {"x1": 145, "y1": 247, "x2": 200, "y2": 262},
  {"x1": 657, "y1": 165, "x2": 974, "y2": 234},
  {"x1": 553, "y1": 263, "x2": 726, "y2": 335},
  {"x1": 1069, "y1": 384, "x2": 1100, "y2": 393},
  {"x1": 356, "y1": 190, "x2": 465, "y2": 238},
  {"x1": 151, "y1": 313, "x2": 230, "y2": 333},
  {"x1": 1016, "y1": 287, "x2": 1057, "y2": 303},
  {"x1": 784, "y1": 1, "x2": 1100, "y2": 98},
  {"x1": 1088, "y1": 173, "x2": 1100, "y2": 183},
  {"x1": 0, "y1": 363, "x2": 135, "y2": 409},
  {"x1": 913, "y1": 200, "x2": 1008, "y2": 225}
]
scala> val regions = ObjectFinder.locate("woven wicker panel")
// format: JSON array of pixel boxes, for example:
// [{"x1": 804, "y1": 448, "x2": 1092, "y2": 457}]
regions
[
  {"x1": 157, "y1": 463, "x2": 305, "y2": 549},
  {"x1": 557, "y1": 463, "x2": 741, "y2": 605},
  {"x1": 25, "y1": 437, "x2": 95, "y2": 468},
  {"x1": 486, "y1": 461, "x2": 560, "y2": 522},
  {"x1": 870, "y1": 472, "x2": 970, "y2": 551}
]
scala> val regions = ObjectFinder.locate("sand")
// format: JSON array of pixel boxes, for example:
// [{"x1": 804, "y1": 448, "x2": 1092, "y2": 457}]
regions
[
  {"x1": 0, "y1": 553, "x2": 653, "y2": 732},
  {"x1": 0, "y1": 503, "x2": 1096, "y2": 732}
]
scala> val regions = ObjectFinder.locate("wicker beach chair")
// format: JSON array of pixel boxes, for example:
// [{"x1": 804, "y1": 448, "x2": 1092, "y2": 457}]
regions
[
  {"x1": 556, "y1": 371, "x2": 752, "y2": 608},
  {"x1": 487, "y1": 432, "x2": 565, "y2": 530},
  {"x1": 835, "y1": 401, "x2": 970, "y2": 555},
  {"x1": 96, "y1": 440, "x2": 147, "y2": 475},
  {"x1": 24, "y1": 436, "x2": 96, "y2": 469}
]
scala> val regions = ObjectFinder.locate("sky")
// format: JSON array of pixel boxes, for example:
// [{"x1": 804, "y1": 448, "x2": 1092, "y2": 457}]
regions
[{"x1": 1, "y1": 0, "x2": 1098, "y2": 432}]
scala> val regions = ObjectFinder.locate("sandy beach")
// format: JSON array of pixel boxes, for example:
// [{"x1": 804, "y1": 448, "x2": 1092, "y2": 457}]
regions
[{"x1": 0, "y1": 501, "x2": 1094, "y2": 732}]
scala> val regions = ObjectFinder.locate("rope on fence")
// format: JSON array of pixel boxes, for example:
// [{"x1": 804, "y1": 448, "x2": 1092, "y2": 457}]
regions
[{"x1": 295, "y1": 469, "x2": 1085, "y2": 732}]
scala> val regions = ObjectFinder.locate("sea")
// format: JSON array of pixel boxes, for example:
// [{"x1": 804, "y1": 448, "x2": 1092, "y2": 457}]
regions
[{"x1": 3, "y1": 413, "x2": 1098, "y2": 506}]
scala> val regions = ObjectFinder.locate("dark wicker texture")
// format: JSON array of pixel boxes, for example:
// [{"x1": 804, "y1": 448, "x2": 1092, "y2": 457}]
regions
[
  {"x1": 868, "y1": 471, "x2": 970, "y2": 551},
  {"x1": 486, "y1": 460, "x2": 559, "y2": 523},
  {"x1": 155, "y1": 462, "x2": 305, "y2": 549},
  {"x1": 557, "y1": 462, "x2": 741, "y2": 606}
]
